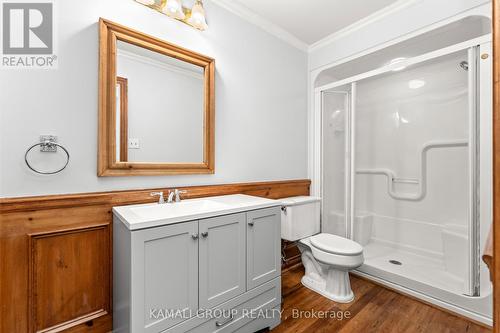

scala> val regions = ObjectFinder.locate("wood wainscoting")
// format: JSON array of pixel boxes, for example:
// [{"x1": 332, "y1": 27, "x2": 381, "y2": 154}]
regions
[{"x1": 0, "y1": 179, "x2": 310, "y2": 333}]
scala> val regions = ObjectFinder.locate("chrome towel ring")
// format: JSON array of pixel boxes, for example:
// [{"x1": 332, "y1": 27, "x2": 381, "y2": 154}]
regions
[{"x1": 24, "y1": 138, "x2": 70, "y2": 175}]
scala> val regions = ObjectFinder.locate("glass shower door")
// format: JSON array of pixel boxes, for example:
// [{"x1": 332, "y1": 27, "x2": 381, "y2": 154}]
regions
[
  {"x1": 321, "y1": 86, "x2": 351, "y2": 238},
  {"x1": 352, "y1": 49, "x2": 478, "y2": 296}
]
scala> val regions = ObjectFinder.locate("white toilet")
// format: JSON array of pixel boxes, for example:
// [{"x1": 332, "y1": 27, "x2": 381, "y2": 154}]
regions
[{"x1": 281, "y1": 196, "x2": 364, "y2": 303}]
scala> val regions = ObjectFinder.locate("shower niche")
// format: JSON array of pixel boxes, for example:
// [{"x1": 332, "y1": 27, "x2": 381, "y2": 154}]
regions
[{"x1": 315, "y1": 14, "x2": 493, "y2": 324}]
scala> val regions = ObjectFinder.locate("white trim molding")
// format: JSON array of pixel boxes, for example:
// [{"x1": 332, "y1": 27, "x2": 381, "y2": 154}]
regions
[
  {"x1": 210, "y1": 0, "x2": 420, "y2": 53},
  {"x1": 209, "y1": 0, "x2": 309, "y2": 51},
  {"x1": 308, "y1": 0, "x2": 421, "y2": 52}
]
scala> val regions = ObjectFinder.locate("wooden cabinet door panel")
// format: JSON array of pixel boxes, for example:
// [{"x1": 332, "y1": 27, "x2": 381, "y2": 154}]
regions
[{"x1": 29, "y1": 225, "x2": 110, "y2": 332}]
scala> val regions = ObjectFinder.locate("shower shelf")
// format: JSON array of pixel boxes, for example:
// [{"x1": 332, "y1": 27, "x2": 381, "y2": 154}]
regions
[{"x1": 356, "y1": 140, "x2": 468, "y2": 201}]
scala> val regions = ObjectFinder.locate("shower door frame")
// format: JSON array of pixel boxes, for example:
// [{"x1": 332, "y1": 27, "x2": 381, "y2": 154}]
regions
[{"x1": 316, "y1": 35, "x2": 490, "y2": 297}]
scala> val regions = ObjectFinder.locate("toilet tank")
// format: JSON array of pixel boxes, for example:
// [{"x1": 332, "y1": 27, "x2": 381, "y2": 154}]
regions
[{"x1": 280, "y1": 196, "x2": 321, "y2": 241}]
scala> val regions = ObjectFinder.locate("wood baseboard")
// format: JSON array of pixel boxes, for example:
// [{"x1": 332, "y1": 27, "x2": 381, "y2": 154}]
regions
[{"x1": 0, "y1": 179, "x2": 310, "y2": 333}]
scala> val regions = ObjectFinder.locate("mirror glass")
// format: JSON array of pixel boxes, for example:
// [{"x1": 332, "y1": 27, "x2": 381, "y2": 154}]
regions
[{"x1": 115, "y1": 40, "x2": 205, "y2": 163}]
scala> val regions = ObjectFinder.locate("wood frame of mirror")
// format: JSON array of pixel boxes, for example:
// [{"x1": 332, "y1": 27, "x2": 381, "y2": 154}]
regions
[{"x1": 98, "y1": 18, "x2": 215, "y2": 176}]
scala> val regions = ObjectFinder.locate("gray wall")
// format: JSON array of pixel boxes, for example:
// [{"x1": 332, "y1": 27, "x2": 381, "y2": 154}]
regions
[{"x1": 0, "y1": 0, "x2": 308, "y2": 197}]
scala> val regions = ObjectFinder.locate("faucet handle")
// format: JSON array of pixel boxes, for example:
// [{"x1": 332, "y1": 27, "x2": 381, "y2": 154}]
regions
[
  {"x1": 174, "y1": 189, "x2": 187, "y2": 202},
  {"x1": 166, "y1": 190, "x2": 176, "y2": 203},
  {"x1": 150, "y1": 192, "x2": 165, "y2": 204}
]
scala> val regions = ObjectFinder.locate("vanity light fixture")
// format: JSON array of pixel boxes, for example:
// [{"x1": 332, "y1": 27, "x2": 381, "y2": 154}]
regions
[{"x1": 135, "y1": 0, "x2": 208, "y2": 31}]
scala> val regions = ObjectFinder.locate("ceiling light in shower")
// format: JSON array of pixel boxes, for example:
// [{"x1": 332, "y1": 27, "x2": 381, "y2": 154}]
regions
[
  {"x1": 408, "y1": 79, "x2": 426, "y2": 89},
  {"x1": 388, "y1": 57, "x2": 407, "y2": 71}
]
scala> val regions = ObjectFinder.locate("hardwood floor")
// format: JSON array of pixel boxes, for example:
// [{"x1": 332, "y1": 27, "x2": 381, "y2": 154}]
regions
[{"x1": 271, "y1": 265, "x2": 490, "y2": 333}]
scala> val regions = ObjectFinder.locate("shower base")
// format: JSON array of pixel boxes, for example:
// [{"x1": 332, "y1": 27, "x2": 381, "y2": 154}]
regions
[
  {"x1": 361, "y1": 242, "x2": 464, "y2": 294},
  {"x1": 352, "y1": 241, "x2": 492, "y2": 326}
]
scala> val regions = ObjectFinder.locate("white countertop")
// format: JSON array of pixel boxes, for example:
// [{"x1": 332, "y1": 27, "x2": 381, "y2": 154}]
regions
[{"x1": 113, "y1": 194, "x2": 282, "y2": 230}]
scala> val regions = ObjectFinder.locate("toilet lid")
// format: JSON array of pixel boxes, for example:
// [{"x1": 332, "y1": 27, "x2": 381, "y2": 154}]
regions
[{"x1": 310, "y1": 233, "x2": 363, "y2": 256}]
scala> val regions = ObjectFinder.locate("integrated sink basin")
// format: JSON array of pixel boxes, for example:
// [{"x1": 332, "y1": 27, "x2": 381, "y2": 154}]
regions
[
  {"x1": 113, "y1": 194, "x2": 281, "y2": 230},
  {"x1": 130, "y1": 199, "x2": 230, "y2": 221}
]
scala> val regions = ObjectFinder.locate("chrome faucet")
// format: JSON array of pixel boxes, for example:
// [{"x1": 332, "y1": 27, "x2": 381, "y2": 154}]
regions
[
  {"x1": 154, "y1": 189, "x2": 187, "y2": 204},
  {"x1": 150, "y1": 192, "x2": 165, "y2": 204}
]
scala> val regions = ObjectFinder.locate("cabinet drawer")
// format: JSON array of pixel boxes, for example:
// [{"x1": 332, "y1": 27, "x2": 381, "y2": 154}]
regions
[
  {"x1": 232, "y1": 306, "x2": 281, "y2": 333},
  {"x1": 163, "y1": 277, "x2": 281, "y2": 333}
]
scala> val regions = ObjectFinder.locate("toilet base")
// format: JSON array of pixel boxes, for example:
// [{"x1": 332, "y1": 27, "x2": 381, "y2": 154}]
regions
[
  {"x1": 301, "y1": 269, "x2": 355, "y2": 303},
  {"x1": 298, "y1": 239, "x2": 358, "y2": 304}
]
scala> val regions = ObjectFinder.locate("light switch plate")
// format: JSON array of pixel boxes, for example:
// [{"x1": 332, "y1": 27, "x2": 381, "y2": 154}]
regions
[{"x1": 128, "y1": 138, "x2": 140, "y2": 149}]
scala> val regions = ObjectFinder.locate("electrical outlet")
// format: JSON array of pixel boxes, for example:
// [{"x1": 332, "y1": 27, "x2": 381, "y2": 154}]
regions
[{"x1": 128, "y1": 138, "x2": 140, "y2": 149}]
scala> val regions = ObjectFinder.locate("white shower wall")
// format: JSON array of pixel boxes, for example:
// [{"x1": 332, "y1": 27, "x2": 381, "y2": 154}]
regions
[
  {"x1": 321, "y1": 50, "x2": 480, "y2": 291},
  {"x1": 322, "y1": 52, "x2": 471, "y2": 252},
  {"x1": 354, "y1": 51, "x2": 469, "y2": 261}
]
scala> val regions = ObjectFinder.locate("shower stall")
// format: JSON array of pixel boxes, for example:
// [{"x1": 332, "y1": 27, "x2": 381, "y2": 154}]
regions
[{"x1": 315, "y1": 15, "x2": 492, "y2": 324}]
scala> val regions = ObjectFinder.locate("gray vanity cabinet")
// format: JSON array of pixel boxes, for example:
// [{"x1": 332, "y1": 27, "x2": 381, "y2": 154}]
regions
[
  {"x1": 114, "y1": 205, "x2": 282, "y2": 333},
  {"x1": 130, "y1": 221, "x2": 199, "y2": 333},
  {"x1": 199, "y1": 213, "x2": 246, "y2": 309},
  {"x1": 246, "y1": 208, "x2": 281, "y2": 289}
]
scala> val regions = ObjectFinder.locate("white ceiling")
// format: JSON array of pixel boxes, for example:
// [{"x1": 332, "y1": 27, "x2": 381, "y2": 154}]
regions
[{"x1": 212, "y1": 0, "x2": 402, "y2": 49}]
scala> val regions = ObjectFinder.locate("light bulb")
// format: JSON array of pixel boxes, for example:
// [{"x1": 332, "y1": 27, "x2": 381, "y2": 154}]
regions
[
  {"x1": 163, "y1": 0, "x2": 185, "y2": 20},
  {"x1": 187, "y1": 0, "x2": 208, "y2": 30}
]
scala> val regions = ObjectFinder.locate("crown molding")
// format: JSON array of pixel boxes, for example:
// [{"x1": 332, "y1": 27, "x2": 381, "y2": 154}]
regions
[
  {"x1": 209, "y1": 0, "x2": 420, "y2": 53},
  {"x1": 308, "y1": 0, "x2": 420, "y2": 52},
  {"x1": 209, "y1": 0, "x2": 309, "y2": 52}
]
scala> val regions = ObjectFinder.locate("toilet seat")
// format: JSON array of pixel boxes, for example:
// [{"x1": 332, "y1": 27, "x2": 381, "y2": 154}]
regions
[
  {"x1": 310, "y1": 233, "x2": 363, "y2": 256},
  {"x1": 300, "y1": 235, "x2": 364, "y2": 269}
]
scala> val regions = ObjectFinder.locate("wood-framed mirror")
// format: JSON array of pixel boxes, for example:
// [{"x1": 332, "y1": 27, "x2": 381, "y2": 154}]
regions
[{"x1": 98, "y1": 18, "x2": 215, "y2": 176}]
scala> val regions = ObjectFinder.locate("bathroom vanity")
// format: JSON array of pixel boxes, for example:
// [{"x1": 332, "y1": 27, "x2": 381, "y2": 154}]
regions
[{"x1": 113, "y1": 194, "x2": 282, "y2": 333}]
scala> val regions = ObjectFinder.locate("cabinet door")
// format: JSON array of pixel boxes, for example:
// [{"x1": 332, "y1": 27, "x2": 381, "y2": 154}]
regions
[
  {"x1": 131, "y1": 221, "x2": 199, "y2": 333},
  {"x1": 246, "y1": 207, "x2": 281, "y2": 289},
  {"x1": 199, "y1": 213, "x2": 246, "y2": 308}
]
